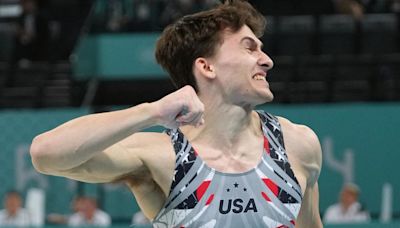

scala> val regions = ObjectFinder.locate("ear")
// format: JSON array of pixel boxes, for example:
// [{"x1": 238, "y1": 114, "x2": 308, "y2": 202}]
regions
[{"x1": 194, "y1": 57, "x2": 216, "y2": 79}]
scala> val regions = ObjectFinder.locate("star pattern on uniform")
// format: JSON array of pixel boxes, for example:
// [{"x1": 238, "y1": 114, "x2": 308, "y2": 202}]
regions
[
  {"x1": 275, "y1": 149, "x2": 286, "y2": 162},
  {"x1": 177, "y1": 150, "x2": 185, "y2": 159},
  {"x1": 182, "y1": 153, "x2": 190, "y2": 164},
  {"x1": 172, "y1": 170, "x2": 178, "y2": 182},
  {"x1": 234, "y1": 183, "x2": 239, "y2": 188},
  {"x1": 171, "y1": 130, "x2": 179, "y2": 141},
  {"x1": 269, "y1": 121, "x2": 280, "y2": 132}
]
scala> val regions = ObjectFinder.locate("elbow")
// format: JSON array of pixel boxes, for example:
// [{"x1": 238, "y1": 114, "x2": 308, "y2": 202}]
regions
[{"x1": 30, "y1": 134, "x2": 56, "y2": 174}]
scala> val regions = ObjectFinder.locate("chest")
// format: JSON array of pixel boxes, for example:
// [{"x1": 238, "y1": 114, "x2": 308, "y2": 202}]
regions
[{"x1": 193, "y1": 141, "x2": 263, "y2": 174}]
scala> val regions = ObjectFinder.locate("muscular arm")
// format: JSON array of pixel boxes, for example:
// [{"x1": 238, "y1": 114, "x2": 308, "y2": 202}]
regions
[
  {"x1": 30, "y1": 103, "x2": 162, "y2": 182},
  {"x1": 279, "y1": 117, "x2": 323, "y2": 228},
  {"x1": 296, "y1": 182, "x2": 323, "y2": 228},
  {"x1": 30, "y1": 86, "x2": 204, "y2": 183},
  {"x1": 295, "y1": 126, "x2": 323, "y2": 228},
  {"x1": 31, "y1": 103, "x2": 155, "y2": 173}
]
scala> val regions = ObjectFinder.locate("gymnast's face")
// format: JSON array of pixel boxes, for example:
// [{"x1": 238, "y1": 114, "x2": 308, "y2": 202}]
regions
[{"x1": 207, "y1": 25, "x2": 274, "y2": 105}]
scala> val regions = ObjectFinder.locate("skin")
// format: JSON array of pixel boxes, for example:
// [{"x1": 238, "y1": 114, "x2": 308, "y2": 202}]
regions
[
  {"x1": 340, "y1": 187, "x2": 358, "y2": 211},
  {"x1": 4, "y1": 194, "x2": 22, "y2": 216},
  {"x1": 30, "y1": 25, "x2": 323, "y2": 228},
  {"x1": 81, "y1": 198, "x2": 97, "y2": 221}
]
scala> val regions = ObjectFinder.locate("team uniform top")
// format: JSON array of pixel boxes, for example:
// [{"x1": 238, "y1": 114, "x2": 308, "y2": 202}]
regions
[{"x1": 153, "y1": 111, "x2": 302, "y2": 228}]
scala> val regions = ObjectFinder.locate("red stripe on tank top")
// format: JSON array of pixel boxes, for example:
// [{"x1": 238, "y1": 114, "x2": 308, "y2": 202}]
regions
[
  {"x1": 264, "y1": 136, "x2": 270, "y2": 154},
  {"x1": 261, "y1": 178, "x2": 279, "y2": 201},
  {"x1": 196, "y1": 180, "x2": 211, "y2": 201}
]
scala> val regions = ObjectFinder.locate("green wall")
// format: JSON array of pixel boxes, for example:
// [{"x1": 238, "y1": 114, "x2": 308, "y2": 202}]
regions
[
  {"x1": 0, "y1": 109, "x2": 89, "y2": 215},
  {"x1": 73, "y1": 33, "x2": 166, "y2": 80},
  {"x1": 0, "y1": 109, "x2": 139, "y2": 218}
]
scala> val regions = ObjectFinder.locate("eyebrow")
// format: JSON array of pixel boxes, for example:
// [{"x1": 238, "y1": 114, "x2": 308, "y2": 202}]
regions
[{"x1": 240, "y1": 36, "x2": 264, "y2": 49}]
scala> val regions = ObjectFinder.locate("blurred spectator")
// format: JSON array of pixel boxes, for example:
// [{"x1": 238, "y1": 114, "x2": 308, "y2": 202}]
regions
[
  {"x1": 11, "y1": 0, "x2": 50, "y2": 64},
  {"x1": 47, "y1": 195, "x2": 85, "y2": 225},
  {"x1": 131, "y1": 211, "x2": 150, "y2": 225},
  {"x1": 392, "y1": 0, "x2": 400, "y2": 18},
  {"x1": 0, "y1": 190, "x2": 31, "y2": 226},
  {"x1": 68, "y1": 197, "x2": 111, "y2": 227},
  {"x1": 323, "y1": 183, "x2": 370, "y2": 224},
  {"x1": 333, "y1": 0, "x2": 394, "y2": 19},
  {"x1": 334, "y1": 0, "x2": 365, "y2": 20},
  {"x1": 393, "y1": 0, "x2": 400, "y2": 10},
  {"x1": 128, "y1": 0, "x2": 162, "y2": 31},
  {"x1": 92, "y1": 0, "x2": 133, "y2": 32}
]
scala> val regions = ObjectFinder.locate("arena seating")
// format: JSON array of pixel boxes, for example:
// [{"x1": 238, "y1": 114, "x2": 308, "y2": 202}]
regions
[{"x1": 0, "y1": 2, "x2": 399, "y2": 108}]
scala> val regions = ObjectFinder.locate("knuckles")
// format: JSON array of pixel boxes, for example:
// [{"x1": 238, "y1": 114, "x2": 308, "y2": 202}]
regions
[{"x1": 160, "y1": 85, "x2": 204, "y2": 128}]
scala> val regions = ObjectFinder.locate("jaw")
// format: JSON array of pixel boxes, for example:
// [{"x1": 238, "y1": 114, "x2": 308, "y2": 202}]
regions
[
  {"x1": 250, "y1": 77, "x2": 274, "y2": 103},
  {"x1": 256, "y1": 89, "x2": 274, "y2": 104},
  {"x1": 232, "y1": 84, "x2": 274, "y2": 107}
]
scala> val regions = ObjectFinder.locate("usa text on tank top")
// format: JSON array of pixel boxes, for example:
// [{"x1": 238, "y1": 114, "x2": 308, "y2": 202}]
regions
[{"x1": 153, "y1": 111, "x2": 302, "y2": 228}]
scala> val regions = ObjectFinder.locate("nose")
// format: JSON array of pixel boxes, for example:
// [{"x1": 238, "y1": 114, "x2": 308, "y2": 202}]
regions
[{"x1": 258, "y1": 50, "x2": 274, "y2": 70}]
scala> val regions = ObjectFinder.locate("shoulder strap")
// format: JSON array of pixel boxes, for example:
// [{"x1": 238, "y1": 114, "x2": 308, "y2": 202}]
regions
[
  {"x1": 257, "y1": 111, "x2": 286, "y2": 149},
  {"x1": 165, "y1": 128, "x2": 198, "y2": 190},
  {"x1": 257, "y1": 110, "x2": 303, "y2": 199}
]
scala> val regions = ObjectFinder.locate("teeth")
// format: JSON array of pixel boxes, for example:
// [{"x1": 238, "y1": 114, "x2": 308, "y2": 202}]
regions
[{"x1": 253, "y1": 74, "x2": 265, "y2": 81}]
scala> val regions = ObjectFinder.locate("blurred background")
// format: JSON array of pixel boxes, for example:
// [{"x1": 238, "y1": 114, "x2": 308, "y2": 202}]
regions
[{"x1": 0, "y1": 0, "x2": 399, "y2": 227}]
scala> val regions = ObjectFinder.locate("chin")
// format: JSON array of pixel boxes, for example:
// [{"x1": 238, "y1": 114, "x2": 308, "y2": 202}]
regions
[
  {"x1": 266, "y1": 91, "x2": 274, "y2": 101},
  {"x1": 251, "y1": 94, "x2": 274, "y2": 106},
  {"x1": 264, "y1": 96, "x2": 274, "y2": 103},
  {"x1": 261, "y1": 96, "x2": 274, "y2": 104},
  {"x1": 253, "y1": 85, "x2": 273, "y2": 100},
  {"x1": 258, "y1": 90, "x2": 274, "y2": 103}
]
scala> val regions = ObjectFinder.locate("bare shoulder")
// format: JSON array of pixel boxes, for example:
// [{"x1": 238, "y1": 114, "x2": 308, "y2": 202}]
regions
[
  {"x1": 277, "y1": 116, "x2": 321, "y2": 155},
  {"x1": 277, "y1": 116, "x2": 322, "y2": 184}
]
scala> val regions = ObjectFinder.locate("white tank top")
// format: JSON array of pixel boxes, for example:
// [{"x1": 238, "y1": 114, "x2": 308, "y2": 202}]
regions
[{"x1": 153, "y1": 111, "x2": 302, "y2": 228}]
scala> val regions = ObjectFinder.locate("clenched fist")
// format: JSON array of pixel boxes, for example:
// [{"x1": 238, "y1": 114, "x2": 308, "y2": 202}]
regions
[{"x1": 152, "y1": 86, "x2": 205, "y2": 129}]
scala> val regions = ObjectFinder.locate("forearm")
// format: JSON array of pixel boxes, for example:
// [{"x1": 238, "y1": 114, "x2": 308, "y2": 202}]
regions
[{"x1": 30, "y1": 102, "x2": 158, "y2": 172}]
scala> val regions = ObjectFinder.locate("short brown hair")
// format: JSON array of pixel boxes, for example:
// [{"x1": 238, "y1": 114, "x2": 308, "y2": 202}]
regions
[{"x1": 155, "y1": 0, "x2": 266, "y2": 92}]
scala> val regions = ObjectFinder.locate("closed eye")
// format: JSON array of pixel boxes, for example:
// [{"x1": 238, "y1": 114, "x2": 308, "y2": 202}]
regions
[
  {"x1": 241, "y1": 37, "x2": 261, "y2": 53},
  {"x1": 245, "y1": 47, "x2": 254, "y2": 52}
]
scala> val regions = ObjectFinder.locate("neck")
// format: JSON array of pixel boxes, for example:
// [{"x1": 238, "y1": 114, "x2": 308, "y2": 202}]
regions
[
  {"x1": 341, "y1": 201, "x2": 356, "y2": 211},
  {"x1": 182, "y1": 97, "x2": 262, "y2": 152},
  {"x1": 85, "y1": 211, "x2": 95, "y2": 221},
  {"x1": 7, "y1": 209, "x2": 18, "y2": 217}
]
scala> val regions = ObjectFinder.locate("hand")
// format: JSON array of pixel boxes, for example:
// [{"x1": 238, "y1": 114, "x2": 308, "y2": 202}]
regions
[{"x1": 152, "y1": 85, "x2": 205, "y2": 129}]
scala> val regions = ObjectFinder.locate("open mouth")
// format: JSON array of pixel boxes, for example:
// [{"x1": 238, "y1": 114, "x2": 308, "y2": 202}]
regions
[{"x1": 252, "y1": 73, "x2": 266, "y2": 81}]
